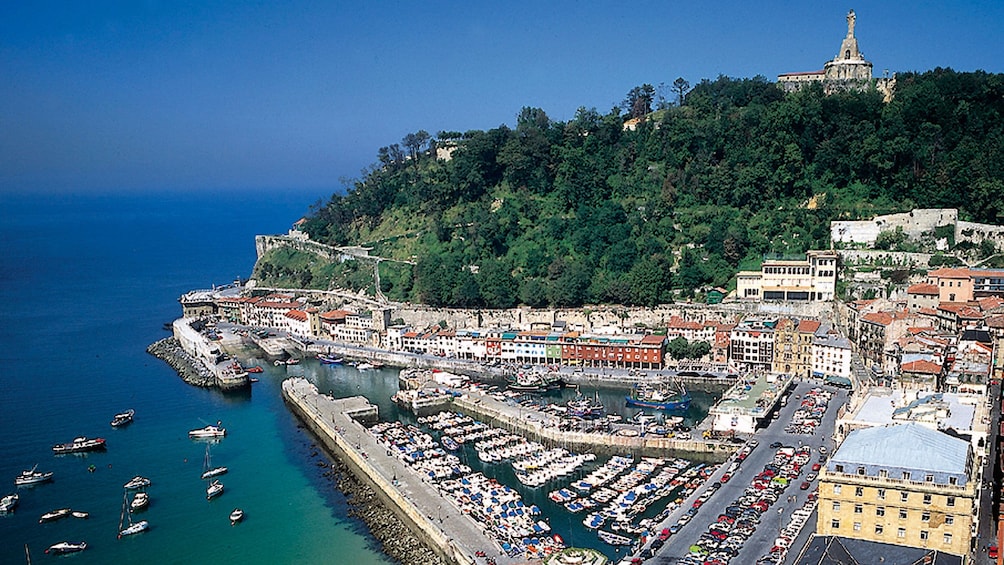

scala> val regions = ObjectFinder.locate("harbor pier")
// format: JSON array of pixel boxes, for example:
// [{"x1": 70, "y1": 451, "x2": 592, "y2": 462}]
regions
[{"x1": 282, "y1": 378, "x2": 508, "y2": 565}]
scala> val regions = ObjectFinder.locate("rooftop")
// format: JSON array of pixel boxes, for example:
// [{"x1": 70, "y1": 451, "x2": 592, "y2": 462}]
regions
[{"x1": 832, "y1": 423, "x2": 970, "y2": 475}]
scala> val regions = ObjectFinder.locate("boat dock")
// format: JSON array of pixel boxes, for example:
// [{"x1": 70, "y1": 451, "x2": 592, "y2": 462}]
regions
[
  {"x1": 282, "y1": 378, "x2": 515, "y2": 565},
  {"x1": 451, "y1": 390, "x2": 736, "y2": 462}
]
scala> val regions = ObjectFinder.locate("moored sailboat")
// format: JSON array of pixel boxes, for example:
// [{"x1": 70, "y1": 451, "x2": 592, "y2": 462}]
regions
[
  {"x1": 200, "y1": 443, "x2": 228, "y2": 480},
  {"x1": 118, "y1": 492, "x2": 149, "y2": 538},
  {"x1": 45, "y1": 541, "x2": 86, "y2": 554}
]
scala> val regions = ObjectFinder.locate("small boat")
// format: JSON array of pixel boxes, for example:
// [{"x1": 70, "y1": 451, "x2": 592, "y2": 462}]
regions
[
  {"x1": 15, "y1": 465, "x2": 54, "y2": 486},
  {"x1": 39, "y1": 508, "x2": 72, "y2": 523},
  {"x1": 356, "y1": 362, "x2": 375, "y2": 370},
  {"x1": 566, "y1": 394, "x2": 605, "y2": 419},
  {"x1": 285, "y1": 357, "x2": 300, "y2": 365},
  {"x1": 0, "y1": 493, "x2": 18, "y2": 513},
  {"x1": 110, "y1": 409, "x2": 135, "y2": 427},
  {"x1": 317, "y1": 354, "x2": 343, "y2": 365},
  {"x1": 245, "y1": 365, "x2": 264, "y2": 373},
  {"x1": 200, "y1": 444, "x2": 228, "y2": 480},
  {"x1": 45, "y1": 541, "x2": 87, "y2": 554},
  {"x1": 123, "y1": 476, "x2": 151, "y2": 490},
  {"x1": 229, "y1": 508, "x2": 244, "y2": 524},
  {"x1": 206, "y1": 480, "x2": 224, "y2": 500},
  {"x1": 249, "y1": 377, "x2": 260, "y2": 383},
  {"x1": 131, "y1": 492, "x2": 149, "y2": 511},
  {"x1": 506, "y1": 372, "x2": 564, "y2": 393},
  {"x1": 118, "y1": 492, "x2": 149, "y2": 538},
  {"x1": 625, "y1": 380, "x2": 692, "y2": 411},
  {"x1": 441, "y1": 436, "x2": 459, "y2": 451},
  {"x1": 52, "y1": 436, "x2": 107, "y2": 454},
  {"x1": 597, "y1": 530, "x2": 633, "y2": 546},
  {"x1": 189, "y1": 422, "x2": 226, "y2": 439},
  {"x1": 71, "y1": 511, "x2": 89, "y2": 519}
]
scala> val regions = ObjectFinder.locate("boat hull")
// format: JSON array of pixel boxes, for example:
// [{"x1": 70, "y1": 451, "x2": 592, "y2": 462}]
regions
[{"x1": 624, "y1": 394, "x2": 692, "y2": 411}]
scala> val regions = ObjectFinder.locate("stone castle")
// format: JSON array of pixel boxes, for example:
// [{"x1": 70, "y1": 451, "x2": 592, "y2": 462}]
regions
[{"x1": 777, "y1": 10, "x2": 895, "y2": 101}]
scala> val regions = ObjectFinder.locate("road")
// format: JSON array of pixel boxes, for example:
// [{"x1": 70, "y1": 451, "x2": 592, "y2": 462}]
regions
[{"x1": 644, "y1": 380, "x2": 848, "y2": 565}]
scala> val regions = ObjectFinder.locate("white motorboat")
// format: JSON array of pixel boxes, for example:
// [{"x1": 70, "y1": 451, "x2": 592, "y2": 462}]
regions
[
  {"x1": 71, "y1": 510, "x2": 89, "y2": 519},
  {"x1": 52, "y1": 436, "x2": 107, "y2": 454},
  {"x1": 39, "y1": 508, "x2": 72, "y2": 523},
  {"x1": 206, "y1": 480, "x2": 224, "y2": 500},
  {"x1": 14, "y1": 465, "x2": 53, "y2": 486},
  {"x1": 123, "y1": 476, "x2": 151, "y2": 490},
  {"x1": 119, "y1": 520, "x2": 149, "y2": 537},
  {"x1": 118, "y1": 492, "x2": 149, "y2": 538},
  {"x1": 131, "y1": 492, "x2": 149, "y2": 511},
  {"x1": 229, "y1": 508, "x2": 244, "y2": 524},
  {"x1": 111, "y1": 409, "x2": 135, "y2": 427},
  {"x1": 189, "y1": 422, "x2": 226, "y2": 439},
  {"x1": 45, "y1": 541, "x2": 87, "y2": 554},
  {"x1": 200, "y1": 443, "x2": 228, "y2": 480},
  {"x1": 0, "y1": 493, "x2": 18, "y2": 513}
]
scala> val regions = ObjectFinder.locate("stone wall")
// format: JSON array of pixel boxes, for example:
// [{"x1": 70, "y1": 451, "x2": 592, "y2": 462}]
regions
[
  {"x1": 831, "y1": 208, "x2": 957, "y2": 247},
  {"x1": 837, "y1": 250, "x2": 933, "y2": 268},
  {"x1": 255, "y1": 234, "x2": 342, "y2": 262},
  {"x1": 957, "y1": 220, "x2": 1004, "y2": 249}
]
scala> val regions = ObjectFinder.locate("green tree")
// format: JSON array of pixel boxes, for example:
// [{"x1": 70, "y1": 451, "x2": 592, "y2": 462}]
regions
[{"x1": 669, "y1": 337, "x2": 690, "y2": 361}]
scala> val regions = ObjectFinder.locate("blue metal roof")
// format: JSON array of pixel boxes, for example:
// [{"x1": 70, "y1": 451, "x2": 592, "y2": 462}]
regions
[{"x1": 832, "y1": 423, "x2": 969, "y2": 476}]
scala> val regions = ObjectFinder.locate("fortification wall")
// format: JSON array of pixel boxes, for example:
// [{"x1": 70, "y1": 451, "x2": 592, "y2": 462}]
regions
[
  {"x1": 255, "y1": 234, "x2": 340, "y2": 262},
  {"x1": 837, "y1": 250, "x2": 933, "y2": 268},
  {"x1": 957, "y1": 221, "x2": 1004, "y2": 248},
  {"x1": 831, "y1": 208, "x2": 957, "y2": 246}
]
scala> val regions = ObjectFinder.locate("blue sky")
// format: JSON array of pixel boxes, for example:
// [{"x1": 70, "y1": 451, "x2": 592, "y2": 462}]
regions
[{"x1": 2, "y1": 1, "x2": 1002, "y2": 194}]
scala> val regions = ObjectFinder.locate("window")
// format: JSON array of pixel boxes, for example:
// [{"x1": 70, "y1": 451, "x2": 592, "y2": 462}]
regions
[
  {"x1": 877, "y1": 488, "x2": 886, "y2": 500},
  {"x1": 900, "y1": 492, "x2": 909, "y2": 502},
  {"x1": 922, "y1": 511, "x2": 930, "y2": 522},
  {"x1": 832, "y1": 502, "x2": 841, "y2": 512},
  {"x1": 878, "y1": 469, "x2": 888, "y2": 478},
  {"x1": 854, "y1": 504, "x2": 863, "y2": 514},
  {"x1": 899, "y1": 509, "x2": 908, "y2": 520},
  {"x1": 835, "y1": 464, "x2": 844, "y2": 473},
  {"x1": 876, "y1": 506, "x2": 885, "y2": 517},
  {"x1": 853, "y1": 522, "x2": 861, "y2": 531},
  {"x1": 945, "y1": 515, "x2": 954, "y2": 525},
  {"x1": 923, "y1": 494, "x2": 932, "y2": 505},
  {"x1": 902, "y1": 471, "x2": 911, "y2": 480},
  {"x1": 833, "y1": 485, "x2": 842, "y2": 495},
  {"x1": 947, "y1": 496, "x2": 955, "y2": 507},
  {"x1": 920, "y1": 530, "x2": 929, "y2": 541},
  {"x1": 857, "y1": 466, "x2": 866, "y2": 475},
  {"x1": 875, "y1": 524, "x2": 884, "y2": 535},
  {"x1": 925, "y1": 474, "x2": 934, "y2": 483},
  {"x1": 898, "y1": 528, "x2": 906, "y2": 538},
  {"x1": 831, "y1": 519, "x2": 840, "y2": 529},
  {"x1": 944, "y1": 533, "x2": 952, "y2": 545},
  {"x1": 855, "y1": 487, "x2": 864, "y2": 497}
]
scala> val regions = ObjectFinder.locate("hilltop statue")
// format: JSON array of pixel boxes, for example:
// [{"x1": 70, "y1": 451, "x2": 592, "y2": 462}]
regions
[{"x1": 846, "y1": 9, "x2": 856, "y2": 37}]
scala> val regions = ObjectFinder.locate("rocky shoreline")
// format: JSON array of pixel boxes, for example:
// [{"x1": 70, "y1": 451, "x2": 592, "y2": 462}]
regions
[
  {"x1": 147, "y1": 337, "x2": 217, "y2": 387},
  {"x1": 317, "y1": 443, "x2": 447, "y2": 565}
]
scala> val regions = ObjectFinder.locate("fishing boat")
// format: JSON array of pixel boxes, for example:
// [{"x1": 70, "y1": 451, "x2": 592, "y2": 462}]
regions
[
  {"x1": 0, "y1": 493, "x2": 18, "y2": 513},
  {"x1": 506, "y1": 372, "x2": 564, "y2": 393},
  {"x1": 244, "y1": 365, "x2": 264, "y2": 373},
  {"x1": 118, "y1": 493, "x2": 149, "y2": 538},
  {"x1": 566, "y1": 394, "x2": 605, "y2": 419},
  {"x1": 229, "y1": 508, "x2": 244, "y2": 524},
  {"x1": 45, "y1": 541, "x2": 87, "y2": 554},
  {"x1": 206, "y1": 479, "x2": 224, "y2": 500},
  {"x1": 131, "y1": 492, "x2": 149, "y2": 511},
  {"x1": 110, "y1": 409, "x2": 135, "y2": 427},
  {"x1": 52, "y1": 436, "x2": 107, "y2": 454},
  {"x1": 189, "y1": 422, "x2": 226, "y2": 439},
  {"x1": 200, "y1": 444, "x2": 228, "y2": 480},
  {"x1": 123, "y1": 476, "x2": 151, "y2": 490},
  {"x1": 625, "y1": 381, "x2": 692, "y2": 411},
  {"x1": 597, "y1": 530, "x2": 633, "y2": 546},
  {"x1": 39, "y1": 508, "x2": 72, "y2": 523},
  {"x1": 14, "y1": 465, "x2": 53, "y2": 486},
  {"x1": 317, "y1": 353, "x2": 343, "y2": 364}
]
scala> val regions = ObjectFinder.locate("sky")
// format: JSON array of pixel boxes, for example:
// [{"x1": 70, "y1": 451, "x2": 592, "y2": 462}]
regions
[{"x1": 2, "y1": 1, "x2": 1002, "y2": 195}]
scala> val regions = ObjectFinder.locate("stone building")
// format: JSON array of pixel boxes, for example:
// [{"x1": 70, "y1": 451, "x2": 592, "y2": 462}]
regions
[
  {"x1": 816, "y1": 424, "x2": 976, "y2": 557},
  {"x1": 778, "y1": 10, "x2": 895, "y2": 101},
  {"x1": 736, "y1": 250, "x2": 838, "y2": 302}
]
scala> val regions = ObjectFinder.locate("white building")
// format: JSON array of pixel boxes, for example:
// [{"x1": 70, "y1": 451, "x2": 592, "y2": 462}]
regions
[
  {"x1": 811, "y1": 325, "x2": 853, "y2": 385},
  {"x1": 736, "y1": 250, "x2": 838, "y2": 302}
]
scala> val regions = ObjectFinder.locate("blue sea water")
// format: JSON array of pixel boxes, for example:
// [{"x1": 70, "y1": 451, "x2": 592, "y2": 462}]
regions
[
  {"x1": 0, "y1": 190, "x2": 393, "y2": 564},
  {"x1": 0, "y1": 190, "x2": 720, "y2": 564}
]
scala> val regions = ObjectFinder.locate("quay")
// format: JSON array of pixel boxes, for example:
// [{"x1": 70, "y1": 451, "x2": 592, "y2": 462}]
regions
[
  {"x1": 282, "y1": 378, "x2": 517, "y2": 565},
  {"x1": 451, "y1": 388, "x2": 736, "y2": 463}
]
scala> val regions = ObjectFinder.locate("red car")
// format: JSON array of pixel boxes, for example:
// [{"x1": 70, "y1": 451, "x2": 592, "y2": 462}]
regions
[
  {"x1": 720, "y1": 473, "x2": 732, "y2": 483},
  {"x1": 811, "y1": 463, "x2": 822, "y2": 471},
  {"x1": 800, "y1": 481, "x2": 811, "y2": 490},
  {"x1": 990, "y1": 545, "x2": 999, "y2": 559}
]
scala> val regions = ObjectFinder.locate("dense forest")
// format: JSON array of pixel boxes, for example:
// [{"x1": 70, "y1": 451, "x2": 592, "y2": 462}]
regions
[{"x1": 280, "y1": 69, "x2": 1004, "y2": 308}]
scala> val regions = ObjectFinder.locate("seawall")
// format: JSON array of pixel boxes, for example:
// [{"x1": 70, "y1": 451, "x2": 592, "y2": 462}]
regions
[{"x1": 281, "y1": 378, "x2": 487, "y2": 565}]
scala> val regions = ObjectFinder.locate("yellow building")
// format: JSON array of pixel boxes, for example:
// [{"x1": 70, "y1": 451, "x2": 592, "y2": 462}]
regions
[
  {"x1": 772, "y1": 318, "x2": 821, "y2": 378},
  {"x1": 816, "y1": 424, "x2": 976, "y2": 557}
]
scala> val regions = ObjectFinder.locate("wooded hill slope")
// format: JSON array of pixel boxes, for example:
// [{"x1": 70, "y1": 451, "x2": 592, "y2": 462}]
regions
[{"x1": 278, "y1": 69, "x2": 1004, "y2": 309}]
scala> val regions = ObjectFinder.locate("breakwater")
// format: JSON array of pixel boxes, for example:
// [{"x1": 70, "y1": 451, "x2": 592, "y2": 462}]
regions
[
  {"x1": 451, "y1": 391, "x2": 735, "y2": 463},
  {"x1": 147, "y1": 337, "x2": 217, "y2": 387},
  {"x1": 281, "y1": 378, "x2": 489, "y2": 565}
]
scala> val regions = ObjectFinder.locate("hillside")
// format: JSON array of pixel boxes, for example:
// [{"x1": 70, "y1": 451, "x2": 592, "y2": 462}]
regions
[{"x1": 261, "y1": 70, "x2": 1004, "y2": 308}]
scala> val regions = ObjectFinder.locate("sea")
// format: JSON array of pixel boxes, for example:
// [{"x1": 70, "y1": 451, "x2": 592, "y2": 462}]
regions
[{"x1": 0, "y1": 190, "x2": 720, "y2": 564}]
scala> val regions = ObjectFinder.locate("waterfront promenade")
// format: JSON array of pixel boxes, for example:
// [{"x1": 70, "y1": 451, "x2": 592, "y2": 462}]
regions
[{"x1": 282, "y1": 378, "x2": 520, "y2": 565}]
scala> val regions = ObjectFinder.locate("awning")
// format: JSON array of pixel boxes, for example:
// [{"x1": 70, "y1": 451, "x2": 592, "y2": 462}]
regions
[{"x1": 825, "y1": 375, "x2": 852, "y2": 387}]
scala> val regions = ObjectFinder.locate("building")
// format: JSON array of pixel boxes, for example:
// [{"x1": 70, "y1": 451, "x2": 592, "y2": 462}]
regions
[
  {"x1": 816, "y1": 424, "x2": 976, "y2": 557},
  {"x1": 811, "y1": 324, "x2": 853, "y2": 385},
  {"x1": 772, "y1": 318, "x2": 820, "y2": 378},
  {"x1": 927, "y1": 267, "x2": 1004, "y2": 303},
  {"x1": 736, "y1": 251, "x2": 838, "y2": 302},
  {"x1": 729, "y1": 321, "x2": 775, "y2": 372},
  {"x1": 777, "y1": 10, "x2": 895, "y2": 100},
  {"x1": 906, "y1": 283, "x2": 940, "y2": 312}
]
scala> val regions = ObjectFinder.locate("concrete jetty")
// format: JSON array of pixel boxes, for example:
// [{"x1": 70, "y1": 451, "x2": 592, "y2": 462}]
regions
[
  {"x1": 451, "y1": 389, "x2": 736, "y2": 462},
  {"x1": 282, "y1": 378, "x2": 515, "y2": 565}
]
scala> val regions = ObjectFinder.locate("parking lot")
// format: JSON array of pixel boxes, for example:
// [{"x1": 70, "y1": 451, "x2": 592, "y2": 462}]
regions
[{"x1": 640, "y1": 380, "x2": 848, "y2": 565}]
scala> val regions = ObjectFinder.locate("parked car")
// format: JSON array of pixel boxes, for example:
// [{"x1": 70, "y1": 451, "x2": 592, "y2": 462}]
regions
[{"x1": 800, "y1": 481, "x2": 811, "y2": 490}]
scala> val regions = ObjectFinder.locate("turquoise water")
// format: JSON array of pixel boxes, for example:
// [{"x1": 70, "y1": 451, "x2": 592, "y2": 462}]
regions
[
  {"x1": 0, "y1": 191, "x2": 721, "y2": 563},
  {"x1": 0, "y1": 191, "x2": 392, "y2": 564}
]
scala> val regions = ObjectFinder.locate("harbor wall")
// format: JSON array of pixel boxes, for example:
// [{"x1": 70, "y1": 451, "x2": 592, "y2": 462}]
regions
[
  {"x1": 450, "y1": 394, "x2": 735, "y2": 464},
  {"x1": 281, "y1": 379, "x2": 473, "y2": 565}
]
